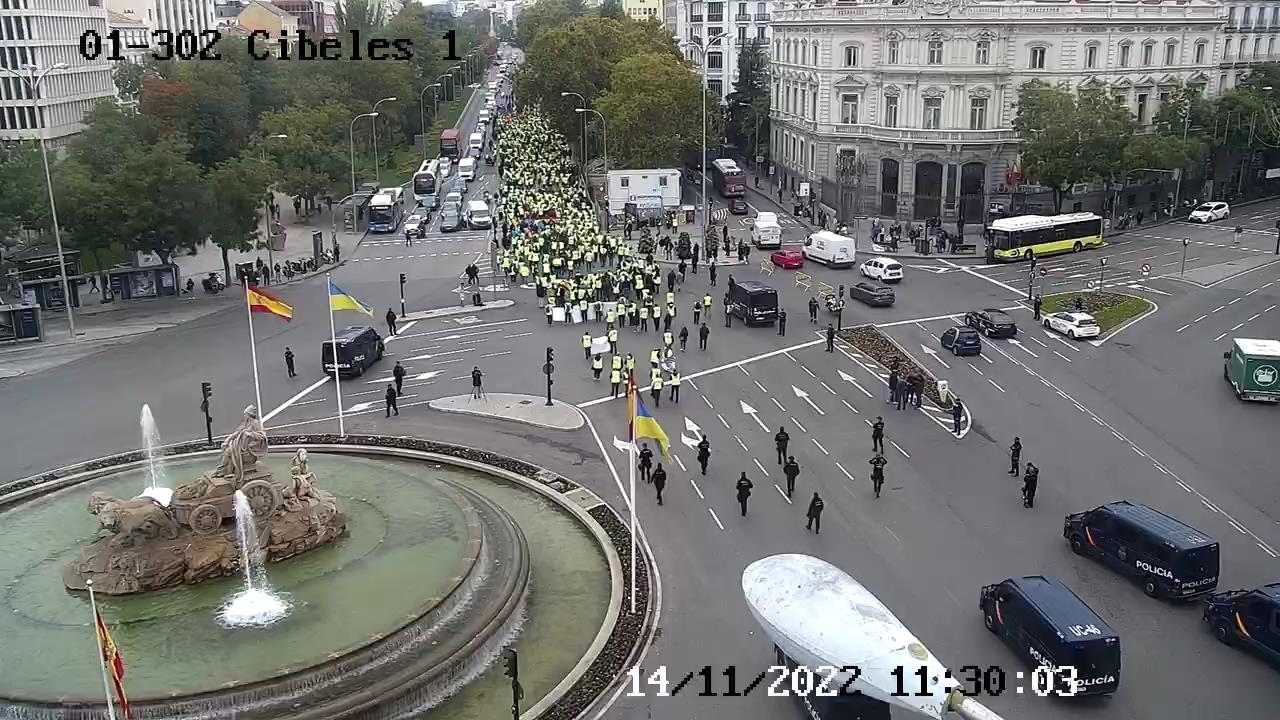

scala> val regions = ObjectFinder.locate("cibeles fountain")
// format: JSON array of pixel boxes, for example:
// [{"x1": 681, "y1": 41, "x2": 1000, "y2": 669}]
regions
[
  {"x1": 65, "y1": 407, "x2": 346, "y2": 600},
  {"x1": 0, "y1": 400, "x2": 628, "y2": 720}
]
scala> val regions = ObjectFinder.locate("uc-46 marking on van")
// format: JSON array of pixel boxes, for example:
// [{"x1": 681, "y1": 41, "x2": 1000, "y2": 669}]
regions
[{"x1": 1067, "y1": 624, "x2": 1102, "y2": 638}]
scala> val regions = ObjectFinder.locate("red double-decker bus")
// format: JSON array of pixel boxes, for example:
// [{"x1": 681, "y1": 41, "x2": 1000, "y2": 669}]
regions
[{"x1": 710, "y1": 158, "x2": 745, "y2": 197}]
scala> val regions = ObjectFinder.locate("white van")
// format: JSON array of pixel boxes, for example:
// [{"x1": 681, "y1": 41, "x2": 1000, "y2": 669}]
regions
[
  {"x1": 468, "y1": 132, "x2": 483, "y2": 154},
  {"x1": 466, "y1": 200, "x2": 492, "y2": 229},
  {"x1": 458, "y1": 157, "x2": 477, "y2": 181},
  {"x1": 802, "y1": 230, "x2": 856, "y2": 268},
  {"x1": 478, "y1": 109, "x2": 491, "y2": 125},
  {"x1": 751, "y1": 212, "x2": 782, "y2": 249}
]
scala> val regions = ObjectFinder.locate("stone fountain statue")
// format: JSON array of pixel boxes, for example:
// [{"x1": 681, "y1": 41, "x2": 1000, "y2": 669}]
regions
[{"x1": 65, "y1": 407, "x2": 347, "y2": 595}]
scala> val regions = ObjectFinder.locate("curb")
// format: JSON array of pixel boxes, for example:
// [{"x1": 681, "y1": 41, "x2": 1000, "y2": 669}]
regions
[
  {"x1": 402, "y1": 299, "x2": 515, "y2": 321},
  {"x1": 1088, "y1": 295, "x2": 1160, "y2": 348},
  {"x1": 0, "y1": 367, "x2": 25, "y2": 379},
  {"x1": 427, "y1": 395, "x2": 584, "y2": 430}
]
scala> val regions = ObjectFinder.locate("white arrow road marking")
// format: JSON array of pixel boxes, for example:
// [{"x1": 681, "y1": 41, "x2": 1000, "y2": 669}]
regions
[
  {"x1": 837, "y1": 369, "x2": 874, "y2": 398},
  {"x1": 262, "y1": 376, "x2": 331, "y2": 423},
  {"x1": 382, "y1": 321, "x2": 418, "y2": 342},
  {"x1": 1008, "y1": 339, "x2": 1039, "y2": 358},
  {"x1": 612, "y1": 436, "x2": 638, "y2": 454},
  {"x1": 791, "y1": 385, "x2": 826, "y2": 415},
  {"x1": 1043, "y1": 330, "x2": 1080, "y2": 351},
  {"x1": 366, "y1": 370, "x2": 444, "y2": 385},
  {"x1": 920, "y1": 344, "x2": 951, "y2": 369},
  {"x1": 401, "y1": 347, "x2": 474, "y2": 362},
  {"x1": 685, "y1": 417, "x2": 702, "y2": 435},
  {"x1": 740, "y1": 400, "x2": 768, "y2": 430},
  {"x1": 346, "y1": 401, "x2": 378, "y2": 413},
  {"x1": 680, "y1": 433, "x2": 700, "y2": 449}
]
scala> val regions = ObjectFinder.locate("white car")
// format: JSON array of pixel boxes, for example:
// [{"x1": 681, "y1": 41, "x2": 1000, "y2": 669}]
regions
[
  {"x1": 1188, "y1": 201, "x2": 1230, "y2": 223},
  {"x1": 403, "y1": 213, "x2": 427, "y2": 236},
  {"x1": 860, "y1": 257, "x2": 904, "y2": 283},
  {"x1": 1043, "y1": 312, "x2": 1100, "y2": 339}
]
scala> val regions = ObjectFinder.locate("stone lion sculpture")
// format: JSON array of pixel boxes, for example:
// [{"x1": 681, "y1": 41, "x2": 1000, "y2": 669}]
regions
[{"x1": 88, "y1": 492, "x2": 180, "y2": 548}]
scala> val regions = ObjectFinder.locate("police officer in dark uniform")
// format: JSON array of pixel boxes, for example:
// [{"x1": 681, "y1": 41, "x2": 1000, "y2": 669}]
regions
[
  {"x1": 697, "y1": 435, "x2": 711, "y2": 475},
  {"x1": 952, "y1": 399, "x2": 965, "y2": 434},
  {"x1": 393, "y1": 361, "x2": 406, "y2": 395},
  {"x1": 724, "y1": 292, "x2": 733, "y2": 327},
  {"x1": 783, "y1": 456, "x2": 800, "y2": 497},
  {"x1": 808, "y1": 296, "x2": 818, "y2": 323},
  {"x1": 775, "y1": 426, "x2": 790, "y2": 464},
  {"x1": 735, "y1": 472, "x2": 754, "y2": 516},
  {"x1": 699, "y1": 322, "x2": 710, "y2": 350},
  {"x1": 1009, "y1": 437, "x2": 1022, "y2": 475},
  {"x1": 1022, "y1": 462, "x2": 1039, "y2": 508},
  {"x1": 652, "y1": 463, "x2": 667, "y2": 505},
  {"x1": 638, "y1": 443, "x2": 654, "y2": 483},
  {"x1": 825, "y1": 324, "x2": 836, "y2": 351},
  {"x1": 806, "y1": 492, "x2": 825, "y2": 533},
  {"x1": 385, "y1": 384, "x2": 399, "y2": 417},
  {"x1": 385, "y1": 308, "x2": 398, "y2": 336},
  {"x1": 872, "y1": 416, "x2": 885, "y2": 454},
  {"x1": 284, "y1": 347, "x2": 296, "y2": 378},
  {"x1": 777, "y1": 308, "x2": 787, "y2": 336},
  {"x1": 870, "y1": 453, "x2": 887, "y2": 498},
  {"x1": 1033, "y1": 294, "x2": 1043, "y2": 320}
]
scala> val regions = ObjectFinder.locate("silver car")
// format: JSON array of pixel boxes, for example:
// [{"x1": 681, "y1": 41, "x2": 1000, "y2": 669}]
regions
[{"x1": 403, "y1": 213, "x2": 427, "y2": 237}]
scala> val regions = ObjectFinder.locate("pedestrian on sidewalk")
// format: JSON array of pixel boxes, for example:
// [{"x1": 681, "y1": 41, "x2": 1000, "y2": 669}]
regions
[
  {"x1": 952, "y1": 400, "x2": 965, "y2": 435},
  {"x1": 736, "y1": 472, "x2": 754, "y2": 516},
  {"x1": 385, "y1": 384, "x2": 399, "y2": 417},
  {"x1": 825, "y1": 324, "x2": 836, "y2": 352},
  {"x1": 471, "y1": 366, "x2": 484, "y2": 399},
  {"x1": 1009, "y1": 437, "x2": 1022, "y2": 475},
  {"x1": 652, "y1": 464, "x2": 667, "y2": 505},
  {"x1": 783, "y1": 456, "x2": 800, "y2": 497},
  {"x1": 386, "y1": 309, "x2": 398, "y2": 336},
  {"x1": 870, "y1": 454, "x2": 887, "y2": 498},
  {"x1": 808, "y1": 296, "x2": 818, "y2": 323},
  {"x1": 284, "y1": 347, "x2": 296, "y2": 378},
  {"x1": 806, "y1": 492, "x2": 824, "y2": 533},
  {"x1": 775, "y1": 426, "x2": 790, "y2": 464},
  {"x1": 393, "y1": 361, "x2": 406, "y2": 395},
  {"x1": 592, "y1": 354, "x2": 604, "y2": 381},
  {"x1": 639, "y1": 443, "x2": 654, "y2": 483},
  {"x1": 699, "y1": 323, "x2": 710, "y2": 350},
  {"x1": 697, "y1": 435, "x2": 711, "y2": 474},
  {"x1": 777, "y1": 309, "x2": 787, "y2": 337}
]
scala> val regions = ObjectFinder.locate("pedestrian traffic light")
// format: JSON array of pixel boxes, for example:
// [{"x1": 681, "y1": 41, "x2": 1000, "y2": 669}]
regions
[
  {"x1": 502, "y1": 648, "x2": 518, "y2": 679},
  {"x1": 546, "y1": 347, "x2": 554, "y2": 363}
]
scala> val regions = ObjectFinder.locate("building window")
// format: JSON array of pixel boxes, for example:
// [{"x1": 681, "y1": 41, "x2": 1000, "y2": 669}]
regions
[
  {"x1": 1228, "y1": 7, "x2": 1236, "y2": 27},
  {"x1": 840, "y1": 93, "x2": 859, "y2": 124},
  {"x1": 708, "y1": 1, "x2": 723, "y2": 22},
  {"x1": 1085, "y1": 43, "x2": 1098, "y2": 69},
  {"x1": 927, "y1": 39, "x2": 943, "y2": 65},
  {"x1": 800, "y1": 89, "x2": 808, "y2": 118},
  {"x1": 757, "y1": 27, "x2": 765, "y2": 40},
  {"x1": 976, "y1": 40, "x2": 990, "y2": 65},
  {"x1": 738, "y1": 26, "x2": 746, "y2": 43},
  {"x1": 923, "y1": 97, "x2": 942, "y2": 129},
  {"x1": 969, "y1": 97, "x2": 987, "y2": 129},
  {"x1": 708, "y1": 52, "x2": 723, "y2": 69},
  {"x1": 1029, "y1": 45, "x2": 1046, "y2": 69},
  {"x1": 1119, "y1": 42, "x2": 1131, "y2": 67},
  {"x1": 1165, "y1": 42, "x2": 1176, "y2": 65},
  {"x1": 1141, "y1": 42, "x2": 1154, "y2": 66},
  {"x1": 1194, "y1": 41, "x2": 1206, "y2": 64},
  {"x1": 709, "y1": 79, "x2": 723, "y2": 96},
  {"x1": 884, "y1": 95, "x2": 899, "y2": 127},
  {"x1": 1136, "y1": 92, "x2": 1148, "y2": 123},
  {"x1": 1243, "y1": 7, "x2": 1251, "y2": 26},
  {"x1": 1224, "y1": 39, "x2": 1232, "y2": 61},
  {"x1": 1253, "y1": 37, "x2": 1262, "y2": 59},
  {"x1": 887, "y1": 39, "x2": 899, "y2": 64},
  {"x1": 843, "y1": 45, "x2": 859, "y2": 67},
  {"x1": 1270, "y1": 38, "x2": 1276, "y2": 58}
]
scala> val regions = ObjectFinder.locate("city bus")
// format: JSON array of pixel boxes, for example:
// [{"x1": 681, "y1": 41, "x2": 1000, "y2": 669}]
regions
[
  {"x1": 710, "y1": 158, "x2": 746, "y2": 198},
  {"x1": 367, "y1": 192, "x2": 403, "y2": 233},
  {"x1": 413, "y1": 159, "x2": 441, "y2": 208},
  {"x1": 439, "y1": 128, "x2": 461, "y2": 159},
  {"x1": 987, "y1": 212, "x2": 1104, "y2": 262}
]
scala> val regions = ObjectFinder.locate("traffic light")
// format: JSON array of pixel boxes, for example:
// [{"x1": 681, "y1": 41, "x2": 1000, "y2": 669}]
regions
[
  {"x1": 399, "y1": 273, "x2": 406, "y2": 286},
  {"x1": 200, "y1": 382, "x2": 212, "y2": 413},
  {"x1": 502, "y1": 648, "x2": 518, "y2": 679},
  {"x1": 546, "y1": 347, "x2": 554, "y2": 363}
]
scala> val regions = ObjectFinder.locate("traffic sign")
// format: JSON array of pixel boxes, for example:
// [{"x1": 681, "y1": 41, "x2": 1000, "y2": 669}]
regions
[
  {"x1": 1087, "y1": 280, "x2": 1098, "y2": 289},
  {"x1": 542, "y1": 363, "x2": 554, "y2": 375},
  {"x1": 1039, "y1": 267, "x2": 1049, "y2": 277},
  {"x1": 1141, "y1": 263, "x2": 1151, "y2": 275},
  {"x1": 1028, "y1": 271, "x2": 1036, "y2": 281}
]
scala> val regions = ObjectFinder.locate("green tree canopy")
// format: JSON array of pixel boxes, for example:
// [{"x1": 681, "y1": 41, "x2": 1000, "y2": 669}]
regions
[
  {"x1": 516, "y1": 0, "x2": 571, "y2": 49},
  {"x1": 726, "y1": 39, "x2": 770, "y2": 159},
  {"x1": 206, "y1": 154, "x2": 273, "y2": 279},
  {"x1": 596, "y1": 52, "x2": 722, "y2": 168}
]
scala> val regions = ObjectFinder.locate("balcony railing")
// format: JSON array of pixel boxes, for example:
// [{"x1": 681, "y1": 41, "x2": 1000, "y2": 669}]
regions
[
  {"x1": 822, "y1": 123, "x2": 1022, "y2": 144},
  {"x1": 691, "y1": 14, "x2": 704, "y2": 22},
  {"x1": 708, "y1": 14, "x2": 724, "y2": 22},
  {"x1": 754, "y1": 12, "x2": 769, "y2": 20},
  {"x1": 735, "y1": 13, "x2": 752, "y2": 21}
]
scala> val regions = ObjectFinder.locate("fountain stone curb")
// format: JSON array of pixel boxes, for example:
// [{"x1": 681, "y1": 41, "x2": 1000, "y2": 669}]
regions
[{"x1": 0, "y1": 434, "x2": 653, "y2": 720}]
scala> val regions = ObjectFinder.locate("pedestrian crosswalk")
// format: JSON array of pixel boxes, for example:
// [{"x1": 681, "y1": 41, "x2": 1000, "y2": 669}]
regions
[
  {"x1": 350, "y1": 250, "x2": 480, "y2": 263},
  {"x1": 364, "y1": 233, "x2": 489, "y2": 246}
]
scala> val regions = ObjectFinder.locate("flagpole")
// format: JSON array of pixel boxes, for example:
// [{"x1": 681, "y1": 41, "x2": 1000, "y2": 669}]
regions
[
  {"x1": 326, "y1": 273, "x2": 347, "y2": 436},
  {"x1": 86, "y1": 580, "x2": 118, "y2": 720},
  {"x1": 244, "y1": 280, "x2": 264, "y2": 425},
  {"x1": 627, "y1": 373, "x2": 638, "y2": 615}
]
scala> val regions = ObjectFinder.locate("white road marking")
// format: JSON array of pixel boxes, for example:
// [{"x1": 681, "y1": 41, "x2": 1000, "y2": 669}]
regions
[
  {"x1": 1212, "y1": 305, "x2": 1226, "y2": 313},
  {"x1": 969, "y1": 362, "x2": 984, "y2": 376},
  {"x1": 1213, "y1": 332, "x2": 1227, "y2": 341},
  {"x1": 801, "y1": 365, "x2": 816, "y2": 378},
  {"x1": 874, "y1": 306, "x2": 1025, "y2": 328},
  {"x1": 792, "y1": 385, "x2": 826, "y2": 415},
  {"x1": 1258, "y1": 543, "x2": 1278, "y2": 558},
  {"x1": 1053, "y1": 351, "x2": 1073, "y2": 363},
  {"x1": 753, "y1": 458, "x2": 770, "y2": 476},
  {"x1": 718, "y1": 413, "x2": 731, "y2": 428},
  {"x1": 754, "y1": 380, "x2": 769, "y2": 393},
  {"x1": 1202, "y1": 499, "x2": 1220, "y2": 513},
  {"x1": 1231, "y1": 322, "x2": 1245, "y2": 331},
  {"x1": 1194, "y1": 314, "x2": 1208, "y2": 323},
  {"x1": 1029, "y1": 336, "x2": 1048, "y2": 348},
  {"x1": 783, "y1": 351, "x2": 798, "y2": 363},
  {"x1": 702, "y1": 396, "x2": 714, "y2": 409},
  {"x1": 1176, "y1": 324, "x2": 1190, "y2": 333},
  {"x1": 480, "y1": 351, "x2": 511, "y2": 358},
  {"x1": 1229, "y1": 520, "x2": 1248, "y2": 535},
  {"x1": 1131, "y1": 446, "x2": 1147, "y2": 457},
  {"x1": 687, "y1": 379, "x2": 699, "y2": 391},
  {"x1": 885, "y1": 526, "x2": 902, "y2": 543},
  {"x1": 836, "y1": 369, "x2": 874, "y2": 397},
  {"x1": 835, "y1": 462, "x2": 855, "y2": 482},
  {"x1": 292, "y1": 397, "x2": 328, "y2": 406},
  {"x1": 673, "y1": 455, "x2": 687, "y2": 472},
  {"x1": 771, "y1": 398, "x2": 787, "y2": 412},
  {"x1": 841, "y1": 399, "x2": 859, "y2": 413},
  {"x1": 790, "y1": 417, "x2": 807, "y2": 433},
  {"x1": 1228, "y1": 297, "x2": 1242, "y2": 305},
  {"x1": 988, "y1": 379, "x2": 1006, "y2": 393},
  {"x1": 812, "y1": 438, "x2": 830, "y2": 455},
  {"x1": 1176, "y1": 480, "x2": 1194, "y2": 492},
  {"x1": 775, "y1": 484, "x2": 793, "y2": 503},
  {"x1": 262, "y1": 376, "x2": 330, "y2": 423},
  {"x1": 978, "y1": 352, "x2": 993, "y2": 364},
  {"x1": 890, "y1": 440, "x2": 910, "y2": 458},
  {"x1": 396, "y1": 318, "x2": 527, "y2": 340},
  {"x1": 819, "y1": 381, "x2": 837, "y2": 395},
  {"x1": 740, "y1": 400, "x2": 769, "y2": 429},
  {"x1": 690, "y1": 477, "x2": 705, "y2": 499},
  {"x1": 1008, "y1": 339, "x2": 1039, "y2": 358},
  {"x1": 708, "y1": 508, "x2": 725, "y2": 530},
  {"x1": 735, "y1": 435, "x2": 749, "y2": 451},
  {"x1": 739, "y1": 365, "x2": 751, "y2": 376}
]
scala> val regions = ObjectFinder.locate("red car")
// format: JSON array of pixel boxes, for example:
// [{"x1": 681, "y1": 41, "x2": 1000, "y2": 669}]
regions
[{"x1": 770, "y1": 249, "x2": 805, "y2": 269}]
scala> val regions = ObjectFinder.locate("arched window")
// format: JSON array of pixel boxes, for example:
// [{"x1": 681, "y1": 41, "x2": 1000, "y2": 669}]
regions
[
  {"x1": 1193, "y1": 40, "x2": 1206, "y2": 64},
  {"x1": 1119, "y1": 40, "x2": 1133, "y2": 67},
  {"x1": 1141, "y1": 40, "x2": 1156, "y2": 66},
  {"x1": 1164, "y1": 40, "x2": 1178, "y2": 66},
  {"x1": 840, "y1": 43, "x2": 862, "y2": 68},
  {"x1": 812, "y1": 40, "x2": 820, "y2": 65},
  {"x1": 1084, "y1": 41, "x2": 1100, "y2": 70}
]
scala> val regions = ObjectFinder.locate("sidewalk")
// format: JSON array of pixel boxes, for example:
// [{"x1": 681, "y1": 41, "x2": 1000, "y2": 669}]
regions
[{"x1": 428, "y1": 393, "x2": 583, "y2": 430}]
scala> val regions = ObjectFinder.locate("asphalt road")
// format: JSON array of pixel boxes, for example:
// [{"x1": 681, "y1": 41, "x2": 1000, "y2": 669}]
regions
[{"x1": 4, "y1": 87, "x2": 1279, "y2": 720}]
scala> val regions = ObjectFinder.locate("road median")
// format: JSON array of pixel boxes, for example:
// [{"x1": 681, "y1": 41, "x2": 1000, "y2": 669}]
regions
[{"x1": 1040, "y1": 291, "x2": 1153, "y2": 335}]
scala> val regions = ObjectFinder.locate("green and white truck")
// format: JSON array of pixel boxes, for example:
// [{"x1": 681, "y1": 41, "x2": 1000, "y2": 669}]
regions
[{"x1": 1223, "y1": 338, "x2": 1280, "y2": 402}]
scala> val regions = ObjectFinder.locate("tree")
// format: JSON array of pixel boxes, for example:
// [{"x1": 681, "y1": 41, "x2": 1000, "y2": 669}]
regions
[
  {"x1": 0, "y1": 144, "x2": 48, "y2": 245},
  {"x1": 726, "y1": 39, "x2": 770, "y2": 159},
  {"x1": 53, "y1": 158, "x2": 130, "y2": 273},
  {"x1": 112, "y1": 63, "x2": 148, "y2": 104},
  {"x1": 114, "y1": 139, "x2": 209, "y2": 265},
  {"x1": 336, "y1": 0, "x2": 385, "y2": 33},
  {"x1": 596, "y1": 52, "x2": 721, "y2": 168},
  {"x1": 565, "y1": 0, "x2": 588, "y2": 16},
  {"x1": 516, "y1": 0, "x2": 571, "y2": 49},
  {"x1": 599, "y1": 0, "x2": 624, "y2": 17},
  {"x1": 259, "y1": 102, "x2": 352, "y2": 204},
  {"x1": 206, "y1": 154, "x2": 272, "y2": 280}
]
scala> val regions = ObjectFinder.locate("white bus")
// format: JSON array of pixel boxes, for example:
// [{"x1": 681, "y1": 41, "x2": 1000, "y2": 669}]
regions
[{"x1": 412, "y1": 159, "x2": 441, "y2": 208}]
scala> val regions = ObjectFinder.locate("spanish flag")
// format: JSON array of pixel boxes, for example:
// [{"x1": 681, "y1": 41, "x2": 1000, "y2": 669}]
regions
[
  {"x1": 95, "y1": 610, "x2": 132, "y2": 719},
  {"x1": 627, "y1": 372, "x2": 670, "y2": 460},
  {"x1": 328, "y1": 281, "x2": 374, "y2": 317},
  {"x1": 246, "y1": 285, "x2": 293, "y2": 321}
]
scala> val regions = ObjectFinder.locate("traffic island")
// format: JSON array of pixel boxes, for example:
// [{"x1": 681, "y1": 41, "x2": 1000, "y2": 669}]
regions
[
  {"x1": 1039, "y1": 291, "x2": 1153, "y2": 335},
  {"x1": 838, "y1": 325, "x2": 955, "y2": 409}
]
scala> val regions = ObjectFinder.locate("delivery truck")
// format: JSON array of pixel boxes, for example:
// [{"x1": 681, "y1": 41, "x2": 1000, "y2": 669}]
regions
[{"x1": 1223, "y1": 337, "x2": 1280, "y2": 402}]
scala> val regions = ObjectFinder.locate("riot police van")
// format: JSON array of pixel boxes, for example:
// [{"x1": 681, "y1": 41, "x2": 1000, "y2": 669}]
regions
[
  {"x1": 1202, "y1": 583, "x2": 1280, "y2": 665},
  {"x1": 979, "y1": 575, "x2": 1121, "y2": 697},
  {"x1": 1064, "y1": 500, "x2": 1220, "y2": 600},
  {"x1": 321, "y1": 326, "x2": 384, "y2": 377},
  {"x1": 729, "y1": 279, "x2": 779, "y2": 325}
]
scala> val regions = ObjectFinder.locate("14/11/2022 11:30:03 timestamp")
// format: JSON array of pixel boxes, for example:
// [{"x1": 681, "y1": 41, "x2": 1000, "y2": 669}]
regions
[
  {"x1": 78, "y1": 29, "x2": 468, "y2": 63},
  {"x1": 625, "y1": 664, "x2": 1089, "y2": 699}
]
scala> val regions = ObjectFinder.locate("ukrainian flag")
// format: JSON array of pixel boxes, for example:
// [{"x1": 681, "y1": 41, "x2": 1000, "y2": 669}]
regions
[
  {"x1": 628, "y1": 372, "x2": 670, "y2": 460},
  {"x1": 328, "y1": 281, "x2": 373, "y2": 317}
]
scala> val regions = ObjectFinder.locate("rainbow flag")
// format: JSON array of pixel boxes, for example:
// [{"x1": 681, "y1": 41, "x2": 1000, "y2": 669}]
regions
[
  {"x1": 627, "y1": 372, "x2": 670, "y2": 460},
  {"x1": 246, "y1": 285, "x2": 293, "y2": 321},
  {"x1": 328, "y1": 281, "x2": 373, "y2": 317},
  {"x1": 95, "y1": 610, "x2": 131, "y2": 718}
]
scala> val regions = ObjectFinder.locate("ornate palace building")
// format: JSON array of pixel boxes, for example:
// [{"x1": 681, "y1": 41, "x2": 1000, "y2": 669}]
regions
[{"x1": 769, "y1": 0, "x2": 1226, "y2": 224}]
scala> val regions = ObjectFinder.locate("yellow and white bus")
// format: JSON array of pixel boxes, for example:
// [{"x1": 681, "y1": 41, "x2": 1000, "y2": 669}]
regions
[{"x1": 987, "y1": 212, "x2": 1104, "y2": 262}]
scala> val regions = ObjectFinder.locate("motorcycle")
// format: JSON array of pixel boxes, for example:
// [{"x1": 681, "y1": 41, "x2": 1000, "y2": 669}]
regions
[{"x1": 201, "y1": 272, "x2": 224, "y2": 294}]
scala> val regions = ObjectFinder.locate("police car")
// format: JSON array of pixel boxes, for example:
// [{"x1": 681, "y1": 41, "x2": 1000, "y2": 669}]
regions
[{"x1": 1043, "y1": 311, "x2": 1100, "y2": 339}]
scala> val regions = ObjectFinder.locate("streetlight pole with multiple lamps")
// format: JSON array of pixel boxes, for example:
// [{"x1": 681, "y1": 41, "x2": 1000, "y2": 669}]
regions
[
  {"x1": 349, "y1": 111, "x2": 379, "y2": 202},
  {"x1": 371, "y1": 97, "x2": 397, "y2": 187},
  {"x1": 559, "y1": 91, "x2": 587, "y2": 163}
]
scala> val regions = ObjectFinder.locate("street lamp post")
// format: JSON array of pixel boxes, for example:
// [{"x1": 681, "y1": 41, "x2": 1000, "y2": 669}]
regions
[
  {"x1": 349, "y1": 111, "x2": 379, "y2": 209},
  {"x1": 2, "y1": 62, "x2": 75, "y2": 338},
  {"x1": 575, "y1": 108, "x2": 608, "y2": 176},
  {"x1": 258, "y1": 134, "x2": 288, "y2": 273},
  {"x1": 560, "y1": 91, "x2": 587, "y2": 163},
  {"x1": 680, "y1": 35, "x2": 727, "y2": 249},
  {"x1": 371, "y1": 97, "x2": 397, "y2": 187},
  {"x1": 1182, "y1": 237, "x2": 1190, "y2": 274},
  {"x1": 437, "y1": 73, "x2": 453, "y2": 102}
]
